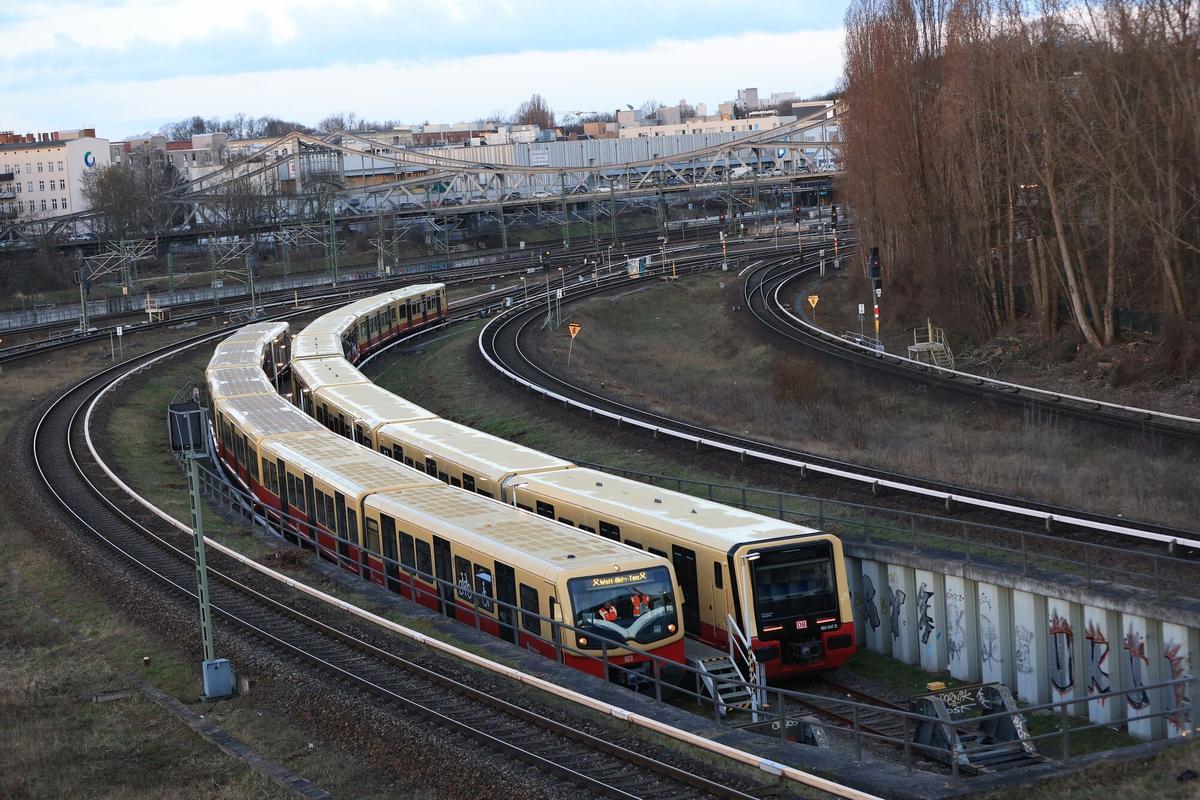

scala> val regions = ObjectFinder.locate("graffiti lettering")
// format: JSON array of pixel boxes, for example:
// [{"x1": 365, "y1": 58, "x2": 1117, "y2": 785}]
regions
[
  {"x1": 1085, "y1": 621, "x2": 1112, "y2": 704},
  {"x1": 1015, "y1": 626, "x2": 1034, "y2": 674},
  {"x1": 917, "y1": 582, "x2": 935, "y2": 645},
  {"x1": 1163, "y1": 641, "x2": 1190, "y2": 732},
  {"x1": 979, "y1": 592, "x2": 1003, "y2": 670},
  {"x1": 945, "y1": 589, "x2": 966, "y2": 664},
  {"x1": 860, "y1": 573, "x2": 881, "y2": 632},
  {"x1": 1123, "y1": 626, "x2": 1150, "y2": 711},
  {"x1": 886, "y1": 584, "x2": 906, "y2": 641},
  {"x1": 1048, "y1": 610, "x2": 1074, "y2": 693}
]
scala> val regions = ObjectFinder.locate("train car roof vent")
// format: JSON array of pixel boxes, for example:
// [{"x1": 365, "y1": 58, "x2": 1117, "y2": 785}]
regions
[
  {"x1": 566, "y1": 554, "x2": 575, "y2": 559},
  {"x1": 691, "y1": 508, "x2": 698, "y2": 514},
  {"x1": 595, "y1": 481, "x2": 604, "y2": 487},
  {"x1": 654, "y1": 498, "x2": 662, "y2": 503}
]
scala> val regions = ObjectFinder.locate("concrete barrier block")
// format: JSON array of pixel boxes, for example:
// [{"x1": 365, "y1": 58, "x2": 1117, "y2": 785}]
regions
[
  {"x1": 915, "y1": 570, "x2": 946, "y2": 673},
  {"x1": 859, "y1": 559, "x2": 890, "y2": 656},
  {"x1": 888, "y1": 564, "x2": 918, "y2": 665},
  {"x1": 1046, "y1": 596, "x2": 1084, "y2": 715},
  {"x1": 1121, "y1": 613, "x2": 1161, "y2": 740},
  {"x1": 1012, "y1": 590, "x2": 1048, "y2": 705},
  {"x1": 1159, "y1": 621, "x2": 1195, "y2": 739},
  {"x1": 945, "y1": 575, "x2": 977, "y2": 682},
  {"x1": 1083, "y1": 605, "x2": 1121, "y2": 725},
  {"x1": 977, "y1": 581, "x2": 1012, "y2": 687}
]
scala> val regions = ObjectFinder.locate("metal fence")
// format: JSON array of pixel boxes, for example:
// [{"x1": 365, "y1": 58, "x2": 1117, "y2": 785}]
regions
[
  {"x1": 180, "y1": 447, "x2": 1196, "y2": 777},
  {"x1": 573, "y1": 461, "x2": 1199, "y2": 605}
]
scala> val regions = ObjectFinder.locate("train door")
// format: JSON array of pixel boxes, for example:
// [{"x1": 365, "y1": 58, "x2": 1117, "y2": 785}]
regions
[
  {"x1": 433, "y1": 536, "x2": 455, "y2": 618},
  {"x1": 276, "y1": 458, "x2": 292, "y2": 540},
  {"x1": 304, "y1": 474, "x2": 316, "y2": 550},
  {"x1": 495, "y1": 561, "x2": 517, "y2": 644},
  {"x1": 334, "y1": 491, "x2": 349, "y2": 565},
  {"x1": 380, "y1": 514, "x2": 400, "y2": 591},
  {"x1": 672, "y1": 545, "x2": 701, "y2": 636}
]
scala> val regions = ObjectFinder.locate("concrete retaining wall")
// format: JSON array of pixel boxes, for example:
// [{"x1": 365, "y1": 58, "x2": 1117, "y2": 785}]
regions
[{"x1": 845, "y1": 549, "x2": 1197, "y2": 742}]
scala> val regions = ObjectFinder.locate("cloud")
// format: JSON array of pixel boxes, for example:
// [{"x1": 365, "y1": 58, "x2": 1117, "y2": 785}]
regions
[{"x1": 3, "y1": 28, "x2": 844, "y2": 136}]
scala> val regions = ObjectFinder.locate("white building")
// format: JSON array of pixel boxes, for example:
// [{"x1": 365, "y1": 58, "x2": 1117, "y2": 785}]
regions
[
  {"x1": 619, "y1": 115, "x2": 795, "y2": 139},
  {"x1": 0, "y1": 130, "x2": 110, "y2": 222}
]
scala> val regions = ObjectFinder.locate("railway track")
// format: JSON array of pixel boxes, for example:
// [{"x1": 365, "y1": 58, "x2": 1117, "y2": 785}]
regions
[
  {"x1": 26, "y1": 291, "x2": 840, "y2": 800},
  {"x1": 0, "y1": 225, "x2": 695, "y2": 366},
  {"x1": 748, "y1": 255, "x2": 1200, "y2": 442},
  {"x1": 478, "y1": 247, "x2": 1200, "y2": 551}
]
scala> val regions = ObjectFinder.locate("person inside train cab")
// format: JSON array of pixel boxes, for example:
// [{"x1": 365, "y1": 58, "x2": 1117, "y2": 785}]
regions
[
  {"x1": 630, "y1": 591, "x2": 651, "y2": 617},
  {"x1": 598, "y1": 602, "x2": 618, "y2": 622}
]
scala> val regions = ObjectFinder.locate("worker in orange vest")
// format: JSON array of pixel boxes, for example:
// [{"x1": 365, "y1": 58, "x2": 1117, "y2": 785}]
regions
[
  {"x1": 631, "y1": 591, "x2": 650, "y2": 617},
  {"x1": 599, "y1": 602, "x2": 618, "y2": 622}
]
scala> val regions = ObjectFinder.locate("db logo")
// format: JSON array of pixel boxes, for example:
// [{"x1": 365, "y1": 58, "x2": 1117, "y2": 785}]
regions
[
  {"x1": 795, "y1": 619, "x2": 808, "y2": 630},
  {"x1": 623, "y1": 655, "x2": 635, "y2": 663}
]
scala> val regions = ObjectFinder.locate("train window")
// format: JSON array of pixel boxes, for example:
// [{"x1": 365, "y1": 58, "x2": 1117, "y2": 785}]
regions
[
  {"x1": 625, "y1": 540, "x2": 643, "y2": 550},
  {"x1": 438, "y1": 472, "x2": 448, "y2": 483},
  {"x1": 535, "y1": 501, "x2": 555, "y2": 519},
  {"x1": 405, "y1": 457, "x2": 415, "y2": 467},
  {"x1": 579, "y1": 524, "x2": 596, "y2": 534},
  {"x1": 462, "y1": 474, "x2": 475, "y2": 493},
  {"x1": 381, "y1": 447, "x2": 393, "y2": 458},
  {"x1": 450, "y1": 477, "x2": 461, "y2": 488},
  {"x1": 649, "y1": 548, "x2": 668, "y2": 560},
  {"x1": 425, "y1": 458, "x2": 436, "y2": 475},
  {"x1": 395, "y1": 446, "x2": 404, "y2": 461},
  {"x1": 399, "y1": 530, "x2": 416, "y2": 570},
  {"x1": 313, "y1": 490, "x2": 327, "y2": 526},
  {"x1": 287, "y1": 474, "x2": 305, "y2": 513},
  {"x1": 233, "y1": 436, "x2": 245, "y2": 466},
  {"x1": 474, "y1": 566, "x2": 494, "y2": 612},
  {"x1": 714, "y1": 562, "x2": 724, "y2": 589},
  {"x1": 516, "y1": 503, "x2": 533, "y2": 513},
  {"x1": 325, "y1": 495, "x2": 336, "y2": 531},
  {"x1": 455, "y1": 556, "x2": 474, "y2": 601},
  {"x1": 477, "y1": 490, "x2": 493, "y2": 499},
  {"x1": 519, "y1": 584, "x2": 541, "y2": 635},
  {"x1": 415, "y1": 539, "x2": 433, "y2": 581},
  {"x1": 598, "y1": 521, "x2": 621, "y2": 541},
  {"x1": 367, "y1": 518, "x2": 383, "y2": 557},
  {"x1": 248, "y1": 447, "x2": 259, "y2": 481},
  {"x1": 347, "y1": 509, "x2": 360, "y2": 546},
  {"x1": 558, "y1": 518, "x2": 574, "y2": 526}
]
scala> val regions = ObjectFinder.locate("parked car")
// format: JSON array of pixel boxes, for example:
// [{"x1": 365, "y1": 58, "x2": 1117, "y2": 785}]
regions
[{"x1": 532, "y1": 190, "x2": 552, "y2": 199}]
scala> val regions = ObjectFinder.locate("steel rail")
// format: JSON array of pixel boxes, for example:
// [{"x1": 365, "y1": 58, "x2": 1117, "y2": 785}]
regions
[
  {"x1": 477, "y1": 250, "x2": 1200, "y2": 549},
  {"x1": 21, "y1": 280, "x2": 876, "y2": 799},
  {"x1": 754, "y1": 256, "x2": 1200, "y2": 436}
]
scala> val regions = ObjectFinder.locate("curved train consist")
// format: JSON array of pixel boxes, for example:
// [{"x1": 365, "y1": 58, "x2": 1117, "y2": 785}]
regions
[{"x1": 206, "y1": 281, "x2": 855, "y2": 681}]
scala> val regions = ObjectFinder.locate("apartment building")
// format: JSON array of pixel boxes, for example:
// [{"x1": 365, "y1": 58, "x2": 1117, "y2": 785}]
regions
[{"x1": 0, "y1": 129, "x2": 110, "y2": 222}]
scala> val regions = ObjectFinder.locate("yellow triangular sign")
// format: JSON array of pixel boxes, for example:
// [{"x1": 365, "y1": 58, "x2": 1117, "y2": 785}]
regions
[{"x1": 568, "y1": 321, "x2": 581, "y2": 339}]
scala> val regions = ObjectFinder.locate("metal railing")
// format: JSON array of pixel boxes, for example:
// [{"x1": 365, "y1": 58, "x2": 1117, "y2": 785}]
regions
[
  {"x1": 573, "y1": 461, "x2": 1200, "y2": 606},
  {"x1": 181, "y1": 448, "x2": 1197, "y2": 778}
]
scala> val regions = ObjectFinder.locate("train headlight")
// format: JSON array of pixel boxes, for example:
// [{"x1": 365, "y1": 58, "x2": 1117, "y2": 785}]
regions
[
  {"x1": 577, "y1": 636, "x2": 588, "y2": 647},
  {"x1": 667, "y1": 623, "x2": 676, "y2": 633}
]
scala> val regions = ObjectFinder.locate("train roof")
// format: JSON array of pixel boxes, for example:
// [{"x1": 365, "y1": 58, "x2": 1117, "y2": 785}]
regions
[
  {"x1": 298, "y1": 310, "x2": 359, "y2": 339},
  {"x1": 207, "y1": 366, "x2": 278, "y2": 400},
  {"x1": 218, "y1": 394, "x2": 325, "y2": 438},
  {"x1": 292, "y1": 357, "x2": 370, "y2": 393},
  {"x1": 291, "y1": 332, "x2": 343, "y2": 361},
  {"x1": 208, "y1": 322, "x2": 289, "y2": 369},
  {"x1": 314, "y1": 382, "x2": 435, "y2": 429},
  {"x1": 516, "y1": 467, "x2": 825, "y2": 551},
  {"x1": 368, "y1": 485, "x2": 665, "y2": 581},
  {"x1": 378, "y1": 417, "x2": 574, "y2": 482},
  {"x1": 263, "y1": 430, "x2": 439, "y2": 496}
]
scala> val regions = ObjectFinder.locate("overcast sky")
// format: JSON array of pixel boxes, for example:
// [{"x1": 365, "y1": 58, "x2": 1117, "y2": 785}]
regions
[{"x1": 1, "y1": 1, "x2": 848, "y2": 139}]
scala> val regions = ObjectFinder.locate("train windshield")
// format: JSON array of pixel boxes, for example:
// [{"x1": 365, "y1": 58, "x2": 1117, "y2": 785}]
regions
[
  {"x1": 750, "y1": 542, "x2": 837, "y2": 622},
  {"x1": 568, "y1": 566, "x2": 678, "y2": 647}
]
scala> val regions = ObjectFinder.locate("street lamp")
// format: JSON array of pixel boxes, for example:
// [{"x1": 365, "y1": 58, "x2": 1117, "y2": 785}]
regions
[
  {"x1": 606, "y1": 244, "x2": 614, "y2": 274},
  {"x1": 520, "y1": 276, "x2": 528, "y2": 306}
]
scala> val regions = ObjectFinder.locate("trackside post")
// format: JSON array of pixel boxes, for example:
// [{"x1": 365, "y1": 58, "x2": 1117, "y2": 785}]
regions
[{"x1": 187, "y1": 452, "x2": 235, "y2": 699}]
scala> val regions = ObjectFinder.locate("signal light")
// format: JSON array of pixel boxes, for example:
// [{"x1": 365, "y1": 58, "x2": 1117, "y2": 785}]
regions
[
  {"x1": 868, "y1": 247, "x2": 881, "y2": 279},
  {"x1": 831, "y1": 205, "x2": 838, "y2": 226}
]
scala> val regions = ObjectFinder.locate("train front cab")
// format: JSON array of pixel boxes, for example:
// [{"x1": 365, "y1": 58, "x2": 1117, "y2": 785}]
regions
[
  {"x1": 360, "y1": 490, "x2": 686, "y2": 683},
  {"x1": 730, "y1": 536, "x2": 856, "y2": 678}
]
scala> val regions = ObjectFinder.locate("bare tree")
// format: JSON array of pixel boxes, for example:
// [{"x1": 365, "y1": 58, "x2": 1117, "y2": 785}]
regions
[{"x1": 512, "y1": 94, "x2": 556, "y2": 129}]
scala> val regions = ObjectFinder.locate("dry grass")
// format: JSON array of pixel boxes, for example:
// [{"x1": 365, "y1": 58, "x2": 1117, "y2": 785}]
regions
[{"x1": 524, "y1": 273, "x2": 1199, "y2": 529}]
